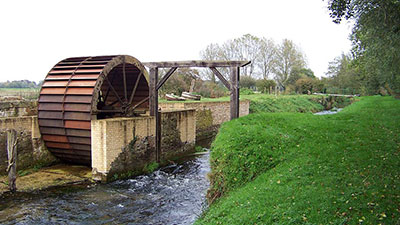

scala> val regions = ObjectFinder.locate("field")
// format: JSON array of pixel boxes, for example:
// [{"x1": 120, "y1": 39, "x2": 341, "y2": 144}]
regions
[
  {"x1": 0, "y1": 88, "x2": 40, "y2": 99},
  {"x1": 196, "y1": 96, "x2": 400, "y2": 224}
]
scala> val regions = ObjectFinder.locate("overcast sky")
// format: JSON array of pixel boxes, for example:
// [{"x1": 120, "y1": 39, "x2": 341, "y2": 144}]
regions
[{"x1": 0, "y1": 0, "x2": 352, "y2": 82}]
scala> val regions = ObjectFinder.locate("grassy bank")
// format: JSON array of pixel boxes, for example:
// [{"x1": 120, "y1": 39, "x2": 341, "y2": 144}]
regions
[
  {"x1": 196, "y1": 96, "x2": 400, "y2": 224},
  {"x1": 161, "y1": 93, "x2": 354, "y2": 113}
]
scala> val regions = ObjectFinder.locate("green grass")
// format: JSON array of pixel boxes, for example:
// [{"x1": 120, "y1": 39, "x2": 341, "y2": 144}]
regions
[
  {"x1": 160, "y1": 93, "x2": 353, "y2": 113},
  {"x1": 0, "y1": 88, "x2": 39, "y2": 99},
  {"x1": 196, "y1": 96, "x2": 400, "y2": 224}
]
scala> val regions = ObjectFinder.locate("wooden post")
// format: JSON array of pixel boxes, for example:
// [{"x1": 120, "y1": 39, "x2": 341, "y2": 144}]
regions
[
  {"x1": 149, "y1": 67, "x2": 158, "y2": 117},
  {"x1": 6, "y1": 129, "x2": 17, "y2": 192},
  {"x1": 230, "y1": 67, "x2": 240, "y2": 120},
  {"x1": 149, "y1": 67, "x2": 161, "y2": 162}
]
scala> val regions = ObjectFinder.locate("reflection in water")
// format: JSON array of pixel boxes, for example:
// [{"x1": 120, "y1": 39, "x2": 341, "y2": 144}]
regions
[{"x1": 0, "y1": 152, "x2": 210, "y2": 225}]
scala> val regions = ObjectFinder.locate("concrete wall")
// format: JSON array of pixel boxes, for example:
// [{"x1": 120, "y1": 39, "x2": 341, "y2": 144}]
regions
[
  {"x1": 91, "y1": 109, "x2": 196, "y2": 181},
  {"x1": 0, "y1": 116, "x2": 56, "y2": 175}
]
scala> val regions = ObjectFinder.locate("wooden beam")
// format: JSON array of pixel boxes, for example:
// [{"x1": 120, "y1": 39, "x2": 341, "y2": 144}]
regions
[
  {"x1": 122, "y1": 57, "x2": 127, "y2": 102},
  {"x1": 209, "y1": 67, "x2": 230, "y2": 89},
  {"x1": 156, "y1": 67, "x2": 177, "y2": 90},
  {"x1": 143, "y1": 60, "x2": 250, "y2": 68},
  {"x1": 128, "y1": 71, "x2": 143, "y2": 105},
  {"x1": 105, "y1": 76, "x2": 124, "y2": 105},
  {"x1": 149, "y1": 68, "x2": 158, "y2": 116},
  {"x1": 130, "y1": 96, "x2": 150, "y2": 111},
  {"x1": 230, "y1": 67, "x2": 240, "y2": 120},
  {"x1": 149, "y1": 67, "x2": 161, "y2": 163}
]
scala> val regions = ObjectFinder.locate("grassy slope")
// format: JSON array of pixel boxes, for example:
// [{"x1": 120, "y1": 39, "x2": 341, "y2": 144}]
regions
[
  {"x1": 196, "y1": 96, "x2": 400, "y2": 224},
  {"x1": 160, "y1": 93, "x2": 353, "y2": 113}
]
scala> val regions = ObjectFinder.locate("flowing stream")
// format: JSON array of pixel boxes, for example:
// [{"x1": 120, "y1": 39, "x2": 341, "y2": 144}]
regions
[
  {"x1": 0, "y1": 152, "x2": 210, "y2": 225},
  {"x1": 314, "y1": 107, "x2": 343, "y2": 115}
]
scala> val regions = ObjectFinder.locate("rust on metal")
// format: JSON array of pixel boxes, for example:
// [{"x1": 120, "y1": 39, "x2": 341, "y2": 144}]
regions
[{"x1": 38, "y1": 55, "x2": 150, "y2": 165}]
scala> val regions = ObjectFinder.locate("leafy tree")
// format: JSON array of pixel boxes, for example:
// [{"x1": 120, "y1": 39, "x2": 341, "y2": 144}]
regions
[
  {"x1": 325, "y1": 53, "x2": 361, "y2": 94},
  {"x1": 327, "y1": 0, "x2": 400, "y2": 94}
]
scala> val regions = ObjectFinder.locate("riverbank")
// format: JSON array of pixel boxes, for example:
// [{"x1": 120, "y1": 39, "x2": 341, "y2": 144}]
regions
[
  {"x1": 196, "y1": 96, "x2": 400, "y2": 224},
  {"x1": 162, "y1": 93, "x2": 355, "y2": 113},
  {"x1": 0, "y1": 164, "x2": 92, "y2": 196}
]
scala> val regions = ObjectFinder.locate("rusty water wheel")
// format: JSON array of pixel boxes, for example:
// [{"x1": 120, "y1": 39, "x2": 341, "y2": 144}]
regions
[{"x1": 38, "y1": 55, "x2": 149, "y2": 165}]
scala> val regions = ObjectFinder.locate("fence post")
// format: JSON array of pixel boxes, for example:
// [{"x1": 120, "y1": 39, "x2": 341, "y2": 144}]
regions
[{"x1": 6, "y1": 129, "x2": 18, "y2": 192}]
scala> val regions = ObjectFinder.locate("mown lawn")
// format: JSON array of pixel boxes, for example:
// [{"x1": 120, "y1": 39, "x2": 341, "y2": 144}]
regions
[{"x1": 196, "y1": 96, "x2": 400, "y2": 224}]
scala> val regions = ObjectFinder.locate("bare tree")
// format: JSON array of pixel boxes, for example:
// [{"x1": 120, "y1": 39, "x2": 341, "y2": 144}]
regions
[
  {"x1": 274, "y1": 39, "x2": 306, "y2": 90},
  {"x1": 199, "y1": 43, "x2": 224, "y2": 83},
  {"x1": 257, "y1": 38, "x2": 276, "y2": 79}
]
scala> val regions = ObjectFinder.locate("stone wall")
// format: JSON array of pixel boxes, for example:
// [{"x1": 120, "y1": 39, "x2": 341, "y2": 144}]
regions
[
  {"x1": 0, "y1": 98, "x2": 37, "y2": 118},
  {"x1": 159, "y1": 100, "x2": 250, "y2": 125},
  {"x1": 160, "y1": 100, "x2": 250, "y2": 145},
  {"x1": 91, "y1": 109, "x2": 196, "y2": 181},
  {"x1": 0, "y1": 116, "x2": 57, "y2": 175}
]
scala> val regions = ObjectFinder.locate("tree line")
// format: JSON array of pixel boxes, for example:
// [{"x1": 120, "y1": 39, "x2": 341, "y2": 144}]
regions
[
  {"x1": 199, "y1": 34, "x2": 324, "y2": 95},
  {"x1": 326, "y1": 0, "x2": 400, "y2": 96},
  {"x1": 0, "y1": 80, "x2": 42, "y2": 88}
]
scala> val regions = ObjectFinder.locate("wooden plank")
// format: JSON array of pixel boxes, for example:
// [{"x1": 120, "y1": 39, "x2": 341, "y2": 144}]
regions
[
  {"x1": 64, "y1": 120, "x2": 91, "y2": 130},
  {"x1": 40, "y1": 87, "x2": 66, "y2": 95},
  {"x1": 143, "y1": 60, "x2": 250, "y2": 68},
  {"x1": 156, "y1": 67, "x2": 177, "y2": 90},
  {"x1": 38, "y1": 103, "x2": 63, "y2": 111},
  {"x1": 230, "y1": 67, "x2": 240, "y2": 120},
  {"x1": 66, "y1": 87, "x2": 94, "y2": 95},
  {"x1": 210, "y1": 67, "x2": 230, "y2": 89}
]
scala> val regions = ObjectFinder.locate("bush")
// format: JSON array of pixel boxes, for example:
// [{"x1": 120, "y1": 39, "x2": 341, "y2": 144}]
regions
[
  {"x1": 256, "y1": 79, "x2": 276, "y2": 94},
  {"x1": 240, "y1": 75, "x2": 256, "y2": 89},
  {"x1": 194, "y1": 81, "x2": 228, "y2": 98},
  {"x1": 239, "y1": 88, "x2": 254, "y2": 95}
]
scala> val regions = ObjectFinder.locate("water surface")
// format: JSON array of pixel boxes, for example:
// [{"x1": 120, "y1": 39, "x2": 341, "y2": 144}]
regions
[{"x1": 0, "y1": 152, "x2": 210, "y2": 225}]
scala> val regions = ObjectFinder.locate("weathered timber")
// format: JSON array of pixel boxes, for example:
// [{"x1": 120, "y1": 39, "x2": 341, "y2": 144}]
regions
[
  {"x1": 156, "y1": 67, "x2": 177, "y2": 90},
  {"x1": 143, "y1": 60, "x2": 250, "y2": 68},
  {"x1": 6, "y1": 129, "x2": 17, "y2": 192},
  {"x1": 230, "y1": 67, "x2": 240, "y2": 119},
  {"x1": 210, "y1": 67, "x2": 230, "y2": 89},
  {"x1": 149, "y1": 67, "x2": 161, "y2": 162}
]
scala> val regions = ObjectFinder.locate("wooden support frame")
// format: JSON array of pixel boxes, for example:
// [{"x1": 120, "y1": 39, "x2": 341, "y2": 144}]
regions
[{"x1": 145, "y1": 60, "x2": 250, "y2": 163}]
